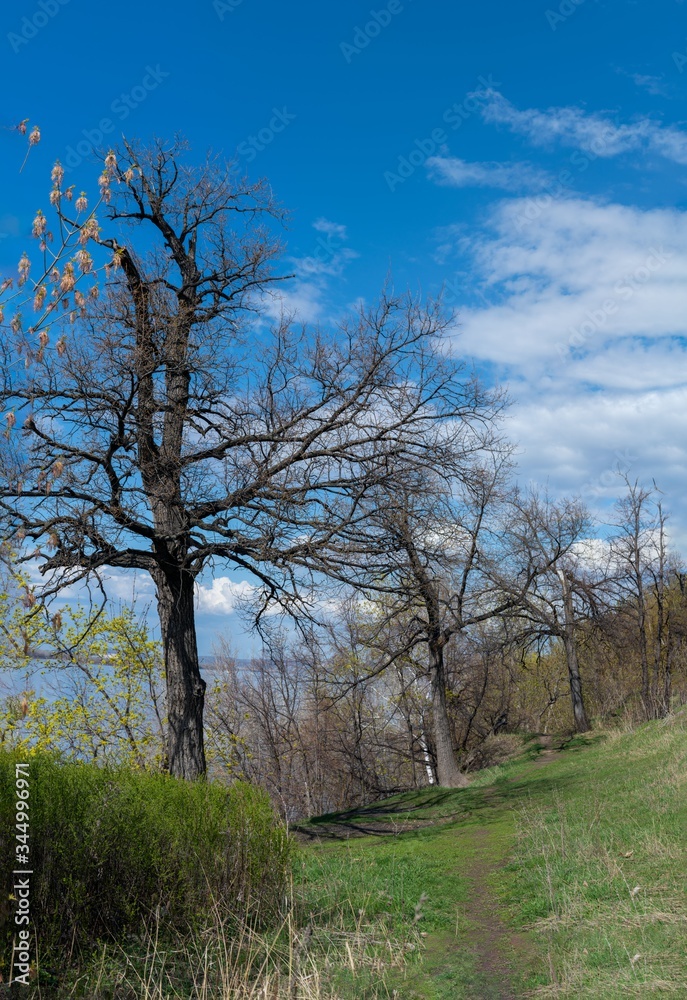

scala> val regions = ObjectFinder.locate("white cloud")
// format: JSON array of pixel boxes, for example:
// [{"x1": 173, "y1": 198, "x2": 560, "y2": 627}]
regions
[
  {"x1": 295, "y1": 218, "x2": 358, "y2": 279},
  {"x1": 262, "y1": 282, "x2": 327, "y2": 323},
  {"x1": 507, "y1": 389, "x2": 687, "y2": 485},
  {"x1": 195, "y1": 575, "x2": 339, "y2": 620},
  {"x1": 103, "y1": 569, "x2": 156, "y2": 601},
  {"x1": 570, "y1": 536, "x2": 613, "y2": 570},
  {"x1": 629, "y1": 73, "x2": 670, "y2": 98},
  {"x1": 263, "y1": 218, "x2": 358, "y2": 321},
  {"x1": 504, "y1": 385, "x2": 687, "y2": 553},
  {"x1": 444, "y1": 195, "x2": 687, "y2": 547},
  {"x1": 614, "y1": 66, "x2": 671, "y2": 98},
  {"x1": 475, "y1": 89, "x2": 687, "y2": 165},
  {"x1": 296, "y1": 246, "x2": 359, "y2": 279},
  {"x1": 564, "y1": 340, "x2": 687, "y2": 391},
  {"x1": 312, "y1": 217, "x2": 348, "y2": 240},
  {"x1": 427, "y1": 156, "x2": 551, "y2": 192},
  {"x1": 454, "y1": 197, "x2": 687, "y2": 369},
  {"x1": 195, "y1": 577, "x2": 257, "y2": 615}
]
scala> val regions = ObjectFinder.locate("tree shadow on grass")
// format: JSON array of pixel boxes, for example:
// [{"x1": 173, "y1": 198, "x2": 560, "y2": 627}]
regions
[{"x1": 292, "y1": 735, "x2": 600, "y2": 842}]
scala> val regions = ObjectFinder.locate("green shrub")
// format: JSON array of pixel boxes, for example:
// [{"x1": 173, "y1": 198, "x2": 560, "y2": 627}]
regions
[{"x1": 0, "y1": 752, "x2": 292, "y2": 980}]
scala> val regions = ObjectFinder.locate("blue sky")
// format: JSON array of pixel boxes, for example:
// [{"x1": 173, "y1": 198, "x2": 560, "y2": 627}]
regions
[{"x1": 2, "y1": 0, "x2": 687, "y2": 653}]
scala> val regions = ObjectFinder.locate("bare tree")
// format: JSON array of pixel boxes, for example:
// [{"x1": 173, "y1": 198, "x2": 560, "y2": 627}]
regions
[
  {"x1": 507, "y1": 492, "x2": 607, "y2": 733},
  {"x1": 206, "y1": 632, "x2": 418, "y2": 819},
  {"x1": 610, "y1": 477, "x2": 674, "y2": 718},
  {"x1": 0, "y1": 138, "x2": 478, "y2": 778},
  {"x1": 326, "y1": 431, "x2": 521, "y2": 787}
]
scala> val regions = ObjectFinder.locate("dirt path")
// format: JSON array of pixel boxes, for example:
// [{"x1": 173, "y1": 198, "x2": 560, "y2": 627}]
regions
[
  {"x1": 456, "y1": 735, "x2": 566, "y2": 998},
  {"x1": 530, "y1": 733, "x2": 570, "y2": 768},
  {"x1": 297, "y1": 735, "x2": 565, "y2": 998},
  {"x1": 461, "y1": 826, "x2": 529, "y2": 999}
]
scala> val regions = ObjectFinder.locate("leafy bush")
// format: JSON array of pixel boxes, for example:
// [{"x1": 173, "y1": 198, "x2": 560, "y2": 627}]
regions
[{"x1": 0, "y1": 752, "x2": 292, "y2": 980}]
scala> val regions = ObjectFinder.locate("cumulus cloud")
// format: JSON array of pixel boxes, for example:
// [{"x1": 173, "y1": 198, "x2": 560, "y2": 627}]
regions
[
  {"x1": 504, "y1": 385, "x2": 687, "y2": 551},
  {"x1": 426, "y1": 156, "x2": 551, "y2": 192},
  {"x1": 570, "y1": 536, "x2": 613, "y2": 569},
  {"x1": 195, "y1": 577, "x2": 257, "y2": 615},
  {"x1": 20, "y1": 560, "x2": 156, "y2": 604},
  {"x1": 262, "y1": 282, "x2": 327, "y2": 323},
  {"x1": 104, "y1": 569, "x2": 156, "y2": 601},
  {"x1": 443, "y1": 195, "x2": 687, "y2": 545},
  {"x1": 474, "y1": 89, "x2": 687, "y2": 165}
]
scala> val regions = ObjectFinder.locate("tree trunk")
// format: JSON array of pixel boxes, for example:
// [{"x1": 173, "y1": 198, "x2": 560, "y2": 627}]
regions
[
  {"x1": 429, "y1": 642, "x2": 468, "y2": 787},
  {"x1": 557, "y1": 569, "x2": 591, "y2": 734},
  {"x1": 631, "y1": 540, "x2": 652, "y2": 719},
  {"x1": 652, "y1": 501, "x2": 668, "y2": 719},
  {"x1": 562, "y1": 631, "x2": 590, "y2": 733},
  {"x1": 418, "y1": 732, "x2": 435, "y2": 785},
  {"x1": 155, "y1": 567, "x2": 207, "y2": 779},
  {"x1": 659, "y1": 644, "x2": 673, "y2": 719},
  {"x1": 637, "y1": 606, "x2": 652, "y2": 719}
]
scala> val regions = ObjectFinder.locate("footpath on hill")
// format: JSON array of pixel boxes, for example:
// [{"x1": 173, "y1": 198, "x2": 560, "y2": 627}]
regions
[
  {"x1": 294, "y1": 735, "x2": 565, "y2": 998},
  {"x1": 293, "y1": 721, "x2": 687, "y2": 999}
]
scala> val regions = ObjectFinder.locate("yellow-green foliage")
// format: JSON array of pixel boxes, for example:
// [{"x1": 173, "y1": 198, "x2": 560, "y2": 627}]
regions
[
  {"x1": 0, "y1": 606, "x2": 167, "y2": 768},
  {"x1": 0, "y1": 563, "x2": 248, "y2": 775},
  {"x1": 204, "y1": 673, "x2": 252, "y2": 777},
  {"x1": 506, "y1": 645, "x2": 574, "y2": 733},
  {"x1": 0, "y1": 566, "x2": 44, "y2": 671}
]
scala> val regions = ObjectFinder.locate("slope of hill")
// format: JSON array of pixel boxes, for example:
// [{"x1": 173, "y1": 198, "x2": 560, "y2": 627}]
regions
[{"x1": 293, "y1": 718, "x2": 687, "y2": 999}]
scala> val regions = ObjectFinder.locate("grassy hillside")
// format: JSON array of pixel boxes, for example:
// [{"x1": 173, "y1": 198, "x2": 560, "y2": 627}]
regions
[
  {"x1": 294, "y1": 716, "x2": 687, "y2": 999},
  {"x1": 5, "y1": 715, "x2": 687, "y2": 1000}
]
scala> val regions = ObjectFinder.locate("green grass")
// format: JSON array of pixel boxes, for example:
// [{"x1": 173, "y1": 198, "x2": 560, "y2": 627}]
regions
[
  {"x1": 0, "y1": 753, "x2": 292, "y2": 991},
  {"x1": 6, "y1": 721, "x2": 686, "y2": 997},
  {"x1": 295, "y1": 717, "x2": 687, "y2": 998},
  {"x1": 509, "y1": 720, "x2": 687, "y2": 997},
  {"x1": 295, "y1": 743, "x2": 547, "y2": 999}
]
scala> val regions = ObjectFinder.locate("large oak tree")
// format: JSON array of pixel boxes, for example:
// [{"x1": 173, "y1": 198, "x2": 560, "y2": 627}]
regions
[{"x1": 0, "y1": 138, "x2": 480, "y2": 778}]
